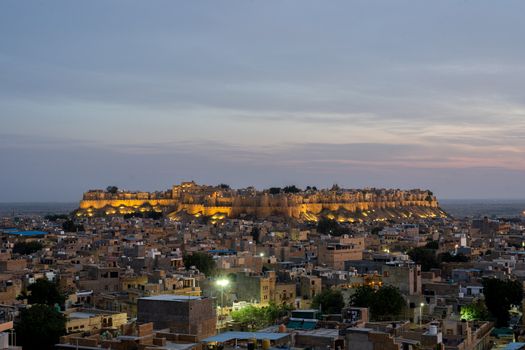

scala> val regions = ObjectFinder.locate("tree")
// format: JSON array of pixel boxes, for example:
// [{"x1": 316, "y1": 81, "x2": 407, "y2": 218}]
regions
[
  {"x1": 317, "y1": 217, "x2": 351, "y2": 236},
  {"x1": 425, "y1": 240, "x2": 439, "y2": 250},
  {"x1": 407, "y1": 247, "x2": 439, "y2": 271},
  {"x1": 24, "y1": 279, "x2": 65, "y2": 307},
  {"x1": 350, "y1": 285, "x2": 406, "y2": 321},
  {"x1": 266, "y1": 302, "x2": 293, "y2": 323},
  {"x1": 44, "y1": 214, "x2": 68, "y2": 221},
  {"x1": 106, "y1": 186, "x2": 119, "y2": 194},
  {"x1": 251, "y1": 227, "x2": 261, "y2": 244},
  {"x1": 371, "y1": 286, "x2": 406, "y2": 320},
  {"x1": 439, "y1": 252, "x2": 470, "y2": 263},
  {"x1": 460, "y1": 300, "x2": 489, "y2": 321},
  {"x1": 371, "y1": 226, "x2": 383, "y2": 235},
  {"x1": 124, "y1": 211, "x2": 163, "y2": 220},
  {"x1": 231, "y1": 303, "x2": 292, "y2": 331},
  {"x1": 482, "y1": 278, "x2": 523, "y2": 327},
  {"x1": 13, "y1": 241, "x2": 43, "y2": 255},
  {"x1": 231, "y1": 305, "x2": 269, "y2": 330},
  {"x1": 62, "y1": 219, "x2": 84, "y2": 233},
  {"x1": 16, "y1": 304, "x2": 66, "y2": 350},
  {"x1": 268, "y1": 187, "x2": 281, "y2": 195},
  {"x1": 282, "y1": 185, "x2": 302, "y2": 193},
  {"x1": 350, "y1": 285, "x2": 375, "y2": 307},
  {"x1": 183, "y1": 252, "x2": 216, "y2": 276},
  {"x1": 312, "y1": 289, "x2": 345, "y2": 314}
]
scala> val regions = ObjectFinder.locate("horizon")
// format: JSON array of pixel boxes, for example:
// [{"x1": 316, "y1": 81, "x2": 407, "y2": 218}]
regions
[{"x1": 2, "y1": 1, "x2": 525, "y2": 201}]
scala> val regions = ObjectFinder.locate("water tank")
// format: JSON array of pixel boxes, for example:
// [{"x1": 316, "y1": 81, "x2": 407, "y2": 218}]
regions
[
  {"x1": 428, "y1": 325, "x2": 438, "y2": 336},
  {"x1": 278, "y1": 324, "x2": 287, "y2": 333},
  {"x1": 262, "y1": 339, "x2": 271, "y2": 350}
]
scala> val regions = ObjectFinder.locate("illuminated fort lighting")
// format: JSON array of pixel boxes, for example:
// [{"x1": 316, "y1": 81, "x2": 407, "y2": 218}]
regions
[{"x1": 79, "y1": 183, "x2": 443, "y2": 219}]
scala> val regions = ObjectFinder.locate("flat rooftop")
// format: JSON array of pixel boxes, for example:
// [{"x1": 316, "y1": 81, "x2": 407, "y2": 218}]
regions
[
  {"x1": 139, "y1": 295, "x2": 202, "y2": 302},
  {"x1": 202, "y1": 331, "x2": 290, "y2": 343},
  {"x1": 1, "y1": 229, "x2": 48, "y2": 236}
]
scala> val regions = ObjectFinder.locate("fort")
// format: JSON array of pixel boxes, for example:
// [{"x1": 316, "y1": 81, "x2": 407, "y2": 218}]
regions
[{"x1": 77, "y1": 181, "x2": 447, "y2": 221}]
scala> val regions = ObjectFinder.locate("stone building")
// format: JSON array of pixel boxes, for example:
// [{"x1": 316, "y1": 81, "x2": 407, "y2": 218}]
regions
[
  {"x1": 382, "y1": 264, "x2": 422, "y2": 296},
  {"x1": 317, "y1": 236, "x2": 364, "y2": 270},
  {"x1": 137, "y1": 295, "x2": 216, "y2": 340}
]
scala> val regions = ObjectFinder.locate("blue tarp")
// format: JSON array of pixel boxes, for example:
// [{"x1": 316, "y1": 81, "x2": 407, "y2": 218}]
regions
[
  {"x1": 2, "y1": 230, "x2": 48, "y2": 236},
  {"x1": 286, "y1": 320, "x2": 317, "y2": 330},
  {"x1": 202, "y1": 332, "x2": 290, "y2": 343}
]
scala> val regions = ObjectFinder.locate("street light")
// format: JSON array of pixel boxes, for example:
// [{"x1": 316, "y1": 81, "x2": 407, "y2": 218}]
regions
[
  {"x1": 216, "y1": 278, "x2": 230, "y2": 308},
  {"x1": 419, "y1": 302, "x2": 424, "y2": 327}
]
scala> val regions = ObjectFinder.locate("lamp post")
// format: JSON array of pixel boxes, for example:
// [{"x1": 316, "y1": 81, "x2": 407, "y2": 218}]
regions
[
  {"x1": 419, "y1": 302, "x2": 424, "y2": 327},
  {"x1": 216, "y1": 278, "x2": 229, "y2": 308}
]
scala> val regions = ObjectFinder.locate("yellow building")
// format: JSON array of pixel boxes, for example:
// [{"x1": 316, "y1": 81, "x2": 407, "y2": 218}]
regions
[{"x1": 65, "y1": 309, "x2": 127, "y2": 334}]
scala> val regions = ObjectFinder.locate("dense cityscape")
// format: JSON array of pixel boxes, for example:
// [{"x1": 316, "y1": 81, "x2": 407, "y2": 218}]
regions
[
  {"x1": 3, "y1": 1, "x2": 525, "y2": 349},
  {"x1": 0, "y1": 183, "x2": 524, "y2": 349}
]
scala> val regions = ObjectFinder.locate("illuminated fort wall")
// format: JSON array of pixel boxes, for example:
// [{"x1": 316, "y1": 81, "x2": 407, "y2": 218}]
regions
[{"x1": 79, "y1": 183, "x2": 441, "y2": 219}]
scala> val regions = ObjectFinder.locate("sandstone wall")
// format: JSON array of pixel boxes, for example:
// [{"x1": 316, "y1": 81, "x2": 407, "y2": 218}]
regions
[{"x1": 78, "y1": 186, "x2": 442, "y2": 220}]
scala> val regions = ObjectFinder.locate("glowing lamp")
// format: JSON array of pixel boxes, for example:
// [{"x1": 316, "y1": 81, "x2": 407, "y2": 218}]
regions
[{"x1": 216, "y1": 279, "x2": 229, "y2": 288}]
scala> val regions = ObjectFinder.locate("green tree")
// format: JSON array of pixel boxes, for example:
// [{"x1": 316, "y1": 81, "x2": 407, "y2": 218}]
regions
[
  {"x1": 371, "y1": 286, "x2": 406, "y2": 320},
  {"x1": 425, "y1": 240, "x2": 439, "y2": 250},
  {"x1": 266, "y1": 302, "x2": 293, "y2": 323},
  {"x1": 350, "y1": 285, "x2": 406, "y2": 321},
  {"x1": 268, "y1": 187, "x2": 281, "y2": 195},
  {"x1": 460, "y1": 299, "x2": 489, "y2": 321},
  {"x1": 231, "y1": 303, "x2": 292, "y2": 330},
  {"x1": 439, "y1": 252, "x2": 470, "y2": 263},
  {"x1": 106, "y1": 186, "x2": 119, "y2": 194},
  {"x1": 282, "y1": 185, "x2": 302, "y2": 193},
  {"x1": 482, "y1": 278, "x2": 523, "y2": 327},
  {"x1": 183, "y1": 252, "x2": 216, "y2": 276},
  {"x1": 16, "y1": 304, "x2": 66, "y2": 350},
  {"x1": 349, "y1": 285, "x2": 375, "y2": 308},
  {"x1": 62, "y1": 219, "x2": 84, "y2": 232},
  {"x1": 13, "y1": 241, "x2": 43, "y2": 255},
  {"x1": 25, "y1": 279, "x2": 66, "y2": 307},
  {"x1": 312, "y1": 289, "x2": 345, "y2": 314},
  {"x1": 317, "y1": 217, "x2": 351, "y2": 236},
  {"x1": 407, "y1": 247, "x2": 439, "y2": 271},
  {"x1": 231, "y1": 305, "x2": 269, "y2": 330}
]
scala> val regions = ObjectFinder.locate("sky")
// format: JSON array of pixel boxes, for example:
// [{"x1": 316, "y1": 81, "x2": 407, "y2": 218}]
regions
[{"x1": 1, "y1": 0, "x2": 525, "y2": 202}]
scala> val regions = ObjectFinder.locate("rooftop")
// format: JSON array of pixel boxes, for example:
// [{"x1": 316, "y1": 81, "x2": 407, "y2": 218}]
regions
[
  {"x1": 139, "y1": 294, "x2": 202, "y2": 302},
  {"x1": 202, "y1": 332, "x2": 290, "y2": 343},
  {"x1": 1, "y1": 229, "x2": 48, "y2": 236}
]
